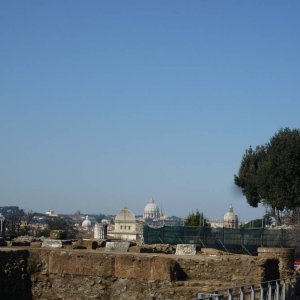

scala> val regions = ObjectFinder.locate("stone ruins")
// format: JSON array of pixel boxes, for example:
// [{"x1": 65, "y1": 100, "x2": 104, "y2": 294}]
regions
[{"x1": 0, "y1": 238, "x2": 297, "y2": 300}]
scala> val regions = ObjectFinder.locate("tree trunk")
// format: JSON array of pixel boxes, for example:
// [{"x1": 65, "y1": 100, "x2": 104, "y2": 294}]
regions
[{"x1": 274, "y1": 207, "x2": 281, "y2": 226}]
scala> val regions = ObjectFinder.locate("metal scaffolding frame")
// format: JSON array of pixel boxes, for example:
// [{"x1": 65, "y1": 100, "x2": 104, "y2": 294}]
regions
[{"x1": 194, "y1": 277, "x2": 300, "y2": 300}]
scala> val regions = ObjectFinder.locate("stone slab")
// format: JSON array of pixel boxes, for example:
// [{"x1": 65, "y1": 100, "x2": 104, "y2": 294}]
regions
[
  {"x1": 105, "y1": 241, "x2": 130, "y2": 252},
  {"x1": 72, "y1": 240, "x2": 98, "y2": 250},
  {"x1": 30, "y1": 241, "x2": 42, "y2": 248},
  {"x1": 42, "y1": 240, "x2": 63, "y2": 248},
  {"x1": 175, "y1": 244, "x2": 197, "y2": 255},
  {"x1": 42, "y1": 239, "x2": 72, "y2": 248},
  {"x1": 7, "y1": 241, "x2": 31, "y2": 247}
]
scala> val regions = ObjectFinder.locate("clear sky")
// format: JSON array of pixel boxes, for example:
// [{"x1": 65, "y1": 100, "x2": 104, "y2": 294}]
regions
[{"x1": 1, "y1": 1, "x2": 300, "y2": 221}]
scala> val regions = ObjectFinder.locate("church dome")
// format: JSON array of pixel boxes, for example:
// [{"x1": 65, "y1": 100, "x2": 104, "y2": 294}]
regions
[
  {"x1": 224, "y1": 205, "x2": 238, "y2": 228},
  {"x1": 115, "y1": 208, "x2": 136, "y2": 222},
  {"x1": 82, "y1": 215, "x2": 92, "y2": 227},
  {"x1": 144, "y1": 198, "x2": 160, "y2": 219}
]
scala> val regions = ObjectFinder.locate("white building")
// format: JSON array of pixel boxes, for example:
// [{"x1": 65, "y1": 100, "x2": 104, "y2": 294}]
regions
[
  {"x1": 143, "y1": 198, "x2": 160, "y2": 220},
  {"x1": 94, "y1": 221, "x2": 108, "y2": 239},
  {"x1": 223, "y1": 205, "x2": 239, "y2": 229},
  {"x1": 82, "y1": 215, "x2": 92, "y2": 228},
  {"x1": 45, "y1": 210, "x2": 58, "y2": 217},
  {"x1": 209, "y1": 205, "x2": 239, "y2": 229},
  {"x1": 109, "y1": 208, "x2": 142, "y2": 241}
]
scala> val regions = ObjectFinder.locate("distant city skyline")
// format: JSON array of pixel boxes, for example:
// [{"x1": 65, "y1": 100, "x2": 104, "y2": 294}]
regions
[{"x1": 1, "y1": 1, "x2": 299, "y2": 221}]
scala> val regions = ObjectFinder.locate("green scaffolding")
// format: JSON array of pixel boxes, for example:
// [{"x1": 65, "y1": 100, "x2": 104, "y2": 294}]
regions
[{"x1": 143, "y1": 226, "x2": 290, "y2": 254}]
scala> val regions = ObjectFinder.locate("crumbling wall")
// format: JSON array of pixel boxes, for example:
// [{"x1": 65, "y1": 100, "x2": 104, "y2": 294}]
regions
[
  {"x1": 27, "y1": 249, "x2": 280, "y2": 299},
  {"x1": 0, "y1": 249, "x2": 32, "y2": 300},
  {"x1": 176, "y1": 255, "x2": 266, "y2": 284},
  {"x1": 258, "y1": 247, "x2": 295, "y2": 278},
  {"x1": 0, "y1": 247, "x2": 291, "y2": 300},
  {"x1": 28, "y1": 249, "x2": 180, "y2": 281}
]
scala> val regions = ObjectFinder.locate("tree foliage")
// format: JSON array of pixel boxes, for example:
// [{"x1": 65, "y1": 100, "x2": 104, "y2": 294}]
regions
[
  {"x1": 4, "y1": 210, "x2": 24, "y2": 237},
  {"x1": 4, "y1": 210, "x2": 35, "y2": 237},
  {"x1": 235, "y1": 128, "x2": 300, "y2": 222},
  {"x1": 46, "y1": 217, "x2": 78, "y2": 239},
  {"x1": 184, "y1": 210, "x2": 208, "y2": 227}
]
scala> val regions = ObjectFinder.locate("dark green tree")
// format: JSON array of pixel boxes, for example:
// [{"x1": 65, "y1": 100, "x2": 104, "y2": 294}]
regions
[
  {"x1": 234, "y1": 145, "x2": 267, "y2": 207},
  {"x1": 46, "y1": 217, "x2": 78, "y2": 239},
  {"x1": 184, "y1": 210, "x2": 208, "y2": 227},
  {"x1": 235, "y1": 128, "x2": 300, "y2": 224}
]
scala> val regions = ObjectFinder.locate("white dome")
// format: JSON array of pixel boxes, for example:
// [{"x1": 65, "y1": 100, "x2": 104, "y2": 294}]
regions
[
  {"x1": 82, "y1": 215, "x2": 92, "y2": 227},
  {"x1": 115, "y1": 208, "x2": 136, "y2": 222},
  {"x1": 144, "y1": 198, "x2": 160, "y2": 219},
  {"x1": 224, "y1": 205, "x2": 238, "y2": 228}
]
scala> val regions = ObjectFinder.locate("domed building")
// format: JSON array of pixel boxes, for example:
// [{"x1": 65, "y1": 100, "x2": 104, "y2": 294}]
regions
[
  {"x1": 115, "y1": 208, "x2": 136, "y2": 223},
  {"x1": 110, "y1": 208, "x2": 142, "y2": 240},
  {"x1": 82, "y1": 215, "x2": 92, "y2": 228},
  {"x1": 143, "y1": 198, "x2": 160, "y2": 220},
  {"x1": 223, "y1": 205, "x2": 239, "y2": 229}
]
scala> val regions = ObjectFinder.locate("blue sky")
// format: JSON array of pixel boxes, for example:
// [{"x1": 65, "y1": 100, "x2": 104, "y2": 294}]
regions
[{"x1": 1, "y1": 1, "x2": 300, "y2": 220}]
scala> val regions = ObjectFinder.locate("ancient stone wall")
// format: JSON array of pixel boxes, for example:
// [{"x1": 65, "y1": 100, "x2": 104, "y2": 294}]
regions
[
  {"x1": 0, "y1": 247, "x2": 293, "y2": 300},
  {"x1": 28, "y1": 249, "x2": 180, "y2": 281},
  {"x1": 176, "y1": 255, "x2": 265, "y2": 283},
  {"x1": 28, "y1": 249, "x2": 271, "y2": 299},
  {"x1": 257, "y1": 247, "x2": 295, "y2": 278},
  {"x1": 0, "y1": 249, "x2": 32, "y2": 300}
]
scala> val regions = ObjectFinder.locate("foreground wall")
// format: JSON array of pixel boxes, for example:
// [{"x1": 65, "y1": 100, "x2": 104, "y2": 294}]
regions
[
  {"x1": 0, "y1": 249, "x2": 32, "y2": 300},
  {"x1": 0, "y1": 247, "x2": 291, "y2": 300}
]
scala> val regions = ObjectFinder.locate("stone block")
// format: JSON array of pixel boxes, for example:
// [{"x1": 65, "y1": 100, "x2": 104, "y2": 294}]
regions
[
  {"x1": 128, "y1": 245, "x2": 141, "y2": 253},
  {"x1": 72, "y1": 240, "x2": 98, "y2": 250},
  {"x1": 30, "y1": 241, "x2": 42, "y2": 248},
  {"x1": 48, "y1": 250, "x2": 114, "y2": 277},
  {"x1": 175, "y1": 244, "x2": 197, "y2": 255},
  {"x1": 105, "y1": 241, "x2": 130, "y2": 252},
  {"x1": 42, "y1": 240, "x2": 72, "y2": 248},
  {"x1": 7, "y1": 241, "x2": 31, "y2": 247},
  {"x1": 14, "y1": 236, "x2": 39, "y2": 243},
  {"x1": 114, "y1": 253, "x2": 178, "y2": 281}
]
